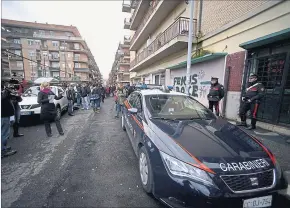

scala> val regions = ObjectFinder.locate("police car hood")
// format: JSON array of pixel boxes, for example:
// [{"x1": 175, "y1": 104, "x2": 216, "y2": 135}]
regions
[{"x1": 149, "y1": 117, "x2": 274, "y2": 174}]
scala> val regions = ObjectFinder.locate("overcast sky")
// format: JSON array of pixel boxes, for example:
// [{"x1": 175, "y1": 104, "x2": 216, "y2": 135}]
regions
[{"x1": 2, "y1": 0, "x2": 131, "y2": 79}]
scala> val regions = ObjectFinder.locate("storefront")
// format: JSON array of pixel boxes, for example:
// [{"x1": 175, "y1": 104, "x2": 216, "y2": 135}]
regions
[{"x1": 240, "y1": 28, "x2": 290, "y2": 125}]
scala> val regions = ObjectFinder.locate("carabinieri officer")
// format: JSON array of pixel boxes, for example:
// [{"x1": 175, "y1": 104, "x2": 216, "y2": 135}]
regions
[
  {"x1": 238, "y1": 73, "x2": 265, "y2": 130},
  {"x1": 207, "y1": 77, "x2": 224, "y2": 116}
]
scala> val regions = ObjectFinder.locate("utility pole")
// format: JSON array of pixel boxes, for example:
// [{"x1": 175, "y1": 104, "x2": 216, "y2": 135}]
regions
[
  {"x1": 30, "y1": 55, "x2": 34, "y2": 81},
  {"x1": 186, "y1": 0, "x2": 194, "y2": 96},
  {"x1": 63, "y1": 40, "x2": 67, "y2": 79}
]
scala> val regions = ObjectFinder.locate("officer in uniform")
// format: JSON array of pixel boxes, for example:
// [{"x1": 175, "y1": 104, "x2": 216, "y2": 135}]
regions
[
  {"x1": 238, "y1": 73, "x2": 265, "y2": 130},
  {"x1": 207, "y1": 77, "x2": 224, "y2": 116}
]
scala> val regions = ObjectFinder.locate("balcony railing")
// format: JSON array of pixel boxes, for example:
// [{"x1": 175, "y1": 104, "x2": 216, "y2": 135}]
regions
[
  {"x1": 1, "y1": 42, "x2": 22, "y2": 49},
  {"x1": 122, "y1": 0, "x2": 131, "y2": 13},
  {"x1": 118, "y1": 59, "x2": 130, "y2": 65},
  {"x1": 131, "y1": 0, "x2": 139, "y2": 9},
  {"x1": 131, "y1": 17, "x2": 196, "y2": 68},
  {"x1": 131, "y1": 0, "x2": 161, "y2": 45},
  {"x1": 9, "y1": 54, "x2": 23, "y2": 60},
  {"x1": 131, "y1": 0, "x2": 142, "y2": 23},
  {"x1": 124, "y1": 18, "x2": 131, "y2": 29},
  {"x1": 124, "y1": 35, "x2": 131, "y2": 44}
]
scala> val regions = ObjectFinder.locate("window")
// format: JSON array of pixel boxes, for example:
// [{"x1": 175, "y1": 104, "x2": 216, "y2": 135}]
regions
[
  {"x1": 50, "y1": 31, "x2": 54, "y2": 36},
  {"x1": 52, "y1": 41, "x2": 59, "y2": 47},
  {"x1": 14, "y1": 50, "x2": 21, "y2": 56},
  {"x1": 39, "y1": 30, "x2": 45, "y2": 35},
  {"x1": 62, "y1": 63, "x2": 65, "y2": 68},
  {"x1": 51, "y1": 62, "x2": 60, "y2": 68},
  {"x1": 154, "y1": 75, "x2": 160, "y2": 85},
  {"x1": 65, "y1": 32, "x2": 73, "y2": 37},
  {"x1": 52, "y1": 72, "x2": 60, "y2": 77},
  {"x1": 16, "y1": 61, "x2": 23, "y2": 68},
  {"x1": 29, "y1": 61, "x2": 36, "y2": 66},
  {"x1": 13, "y1": 39, "x2": 21, "y2": 44},
  {"x1": 67, "y1": 53, "x2": 71, "y2": 58},
  {"x1": 34, "y1": 40, "x2": 41, "y2": 45},
  {"x1": 145, "y1": 95, "x2": 215, "y2": 120},
  {"x1": 68, "y1": 63, "x2": 72, "y2": 68},
  {"x1": 74, "y1": 63, "x2": 80, "y2": 68},
  {"x1": 60, "y1": 52, "x2": 65, "y2": 59},
  {"x1": 74, "y1": 43, "x2": 80, "y2": 49},
  {"x1": 28, "y1": 39, "x2": 34, "y2": 45},
  {"x1": 29, "y1": 51, "x2": 36, "y2": 57},
  {"x1": 74, "y1": 54, "x2": 80, "y2": 60}
]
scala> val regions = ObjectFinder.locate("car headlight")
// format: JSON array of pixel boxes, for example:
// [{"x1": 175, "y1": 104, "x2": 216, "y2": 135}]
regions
[
  {"x1": 160, "y1": 151, "x2": 214, "y2": 186},
  {"x1": 30, "y1": 104, "x2": 41, "y2": 109}
]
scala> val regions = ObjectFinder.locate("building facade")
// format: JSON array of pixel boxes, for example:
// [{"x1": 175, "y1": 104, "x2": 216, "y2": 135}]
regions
[
  {"x1": 123, "y1": 0, "x2": 290, "y2": 126},
  {"x1": 1, "y1": 19, "x2": 101, "y2": 83}
]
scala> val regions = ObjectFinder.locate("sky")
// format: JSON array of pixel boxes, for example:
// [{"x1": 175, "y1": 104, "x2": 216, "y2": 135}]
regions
[{"x1": 2, "y1": 0, "x2": 131, "y2": 79}]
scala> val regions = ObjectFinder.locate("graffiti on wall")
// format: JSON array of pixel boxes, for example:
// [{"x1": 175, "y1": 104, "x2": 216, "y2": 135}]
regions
[{"x1": 173, "y1": 70, "x2": 211, "y2": 98}]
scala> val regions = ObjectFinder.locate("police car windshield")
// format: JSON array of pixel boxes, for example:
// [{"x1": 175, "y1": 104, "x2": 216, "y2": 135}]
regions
[{"x1": 145, "y1": 95, "x2": 215, "y2": 120}]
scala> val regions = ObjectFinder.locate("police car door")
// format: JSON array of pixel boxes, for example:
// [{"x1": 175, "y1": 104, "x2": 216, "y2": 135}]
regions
[{"x1": 126, "y1": 92, "x2": 144, "y2": 154}]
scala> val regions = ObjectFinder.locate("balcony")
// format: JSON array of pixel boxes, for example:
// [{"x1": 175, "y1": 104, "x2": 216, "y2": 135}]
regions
[
  {"x1": 124, "y1": 18, "x2": 131, "y2": 30},
  {"x1": 124, "y1": 35, "x2": 131, "y2": 45},
  {"x1": 9, "y1": 54, "x2": 23, "y2": 60},
  {"x1": 122, "y1": 0, "x2": 131, "y2": 13},
  {"x1": 1, "y1": 42, "x2": 22, "y2": 49},
  {"x1": 74, "y1": 68, "x2": 90, "y2": 73},
  {"x1": 130, "y1": 0, "x2": 180, "y2": 51},
  {"x1": 74, "y1": 56, "x2": 88, "y2": 62},
  {"x1": 49, "y1": 56, "x2": 60, "y2": 61},
  {"x1": 41, "y1": 45, "x2": 48, "y2": 50},
  {"x1": 118, "y1": 59, "x2": 130, "y2": 66},
  {"x1": 130, "y1": 17, "x2": 197, "y2": 72},
  {"x1": 130, "y1": 0, "x2": 150, "y2": 30}
]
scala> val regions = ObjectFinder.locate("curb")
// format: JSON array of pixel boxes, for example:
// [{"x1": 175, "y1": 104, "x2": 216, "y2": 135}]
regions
[{"x1": 278, "y1": 171, "x2": 290, "y2": 200}]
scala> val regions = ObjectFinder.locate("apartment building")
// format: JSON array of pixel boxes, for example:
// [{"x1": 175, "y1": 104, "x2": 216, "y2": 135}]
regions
[
  {"x1": 1, "y1": 19, "x2": 101, "y2": 83},
  {"x1": 122, "y1": 0, "x2": 290, "y2": 127},
  {"x1": 109, "y1": 36, "x2": 131, "y2": 85}
]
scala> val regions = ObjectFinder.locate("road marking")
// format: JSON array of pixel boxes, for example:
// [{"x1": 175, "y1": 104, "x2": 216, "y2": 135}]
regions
[{"x1": 253, "y1": 131, "x2": 279, "y2": 136}]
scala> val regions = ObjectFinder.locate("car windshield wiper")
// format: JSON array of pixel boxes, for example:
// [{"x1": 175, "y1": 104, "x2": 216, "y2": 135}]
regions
[{"x1": 150, "y1": 117, "x2": 177, "y2": 121}]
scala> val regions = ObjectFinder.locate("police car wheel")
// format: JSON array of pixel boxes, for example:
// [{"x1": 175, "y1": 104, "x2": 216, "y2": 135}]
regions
[
  {"x1": 139, "y1": 146, "x2": 153, "y2": 193},
  {"x1": 121, "y1": 114, "x2": 126, "y2": 131}
]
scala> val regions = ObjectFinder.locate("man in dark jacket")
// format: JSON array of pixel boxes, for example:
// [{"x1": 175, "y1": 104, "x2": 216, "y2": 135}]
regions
[
  {"x1": 1, "y1": 83, "x2": 17, "y2": 158},
  {"x1": 100, "y1": 85, "x2": 105, "y2": 103},
  {"x1": 81, "y1": 84, "x2": 89, "y2": 110},
  {"x1": 66, "y1": 84, "x2": 75, "y2": 116},
  {"x1": 207, "y1": 77, "x2": 224, "y2": 116},
  {"x1": 238, "y1": 73, "x2": 265, "y2": 130}
]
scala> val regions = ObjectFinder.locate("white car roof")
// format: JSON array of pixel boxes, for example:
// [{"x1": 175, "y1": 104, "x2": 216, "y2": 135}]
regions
[{"x1": 139, "y1": 89, "x2": 185, "y2": 96}]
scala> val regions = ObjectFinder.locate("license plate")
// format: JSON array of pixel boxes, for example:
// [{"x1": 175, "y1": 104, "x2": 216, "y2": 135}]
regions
[
  {"x1": 243, "y1": 195, "x2": 272, "y2": 208},
  {"x1": 21, "y1": 111, "x2": 32, "y2": 115}
]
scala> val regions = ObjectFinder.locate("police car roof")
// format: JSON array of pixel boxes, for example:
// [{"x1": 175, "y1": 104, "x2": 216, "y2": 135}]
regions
[{"x1": 139, "y1": 89, "x2": 185, "y2": 96}]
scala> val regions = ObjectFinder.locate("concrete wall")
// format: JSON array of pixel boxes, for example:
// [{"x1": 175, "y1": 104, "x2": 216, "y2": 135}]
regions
[{"x1": 169, "y1": 57, "x2": 226, "y2": 107}]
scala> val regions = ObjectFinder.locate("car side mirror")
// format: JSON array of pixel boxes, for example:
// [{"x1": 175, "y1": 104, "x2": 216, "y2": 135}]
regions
[{"x1": 128, "y1": 108, "x2": 138, "y2": 114}]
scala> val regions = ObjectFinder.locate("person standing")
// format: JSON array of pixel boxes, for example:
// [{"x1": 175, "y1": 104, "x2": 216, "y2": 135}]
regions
[
  {"x1": 66, "y1": 84, "x2": 75, "y2": 116},
  {"x1": 76, "y1": 84, "x2": 82, "y2": 106},
  {"x1": 81, "y1": 84, "x2": 89, "y2": 110},
  {"x1": 238, "y1": 73, "x2": 265, "y2": 130},
  {"x1": 1, "y1": 82, "x2": 17, "y2": 158},
  {"x1": 101, "y1": 85, "x2": 105, "y2": 103},
  {"x1": 37, "y1": 82, "x2": 64, "y2": 137},
  {"x1": 207, "y1": 77, "x2": 224, "y2": 116},
  {"x1": 91, "y1": 84, "x2": 102, "y2": 113},
  {"x1": 115, "y1": 83, "x2": 126, "y2": 118}
]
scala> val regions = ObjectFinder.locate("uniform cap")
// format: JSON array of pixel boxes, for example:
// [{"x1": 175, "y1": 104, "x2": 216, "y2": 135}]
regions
[
  {"x1": 249, "y1": 73, "x2": 258, "y2": 78},
  {"x1": 211, "y1": 77, "x2": 219, "y2": 80}
]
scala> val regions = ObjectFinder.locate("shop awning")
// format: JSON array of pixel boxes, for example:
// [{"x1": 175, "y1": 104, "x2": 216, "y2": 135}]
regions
[
  {"x1": 239, "y1": 28, "x2": 290, "y2": 49},
  {"x1": 168, "y1": 53, "x2": 228, "y2": 70}
]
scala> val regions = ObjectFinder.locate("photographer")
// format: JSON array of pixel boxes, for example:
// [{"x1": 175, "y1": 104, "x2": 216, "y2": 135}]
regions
[{"x1": 1, "y1": 82, "x2": 17, "y2": 158}]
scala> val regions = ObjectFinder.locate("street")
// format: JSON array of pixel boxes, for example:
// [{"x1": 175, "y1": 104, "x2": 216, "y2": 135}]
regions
[
  {"x1": 1, "y1": 98, "x2": 162, "y2": 208},
  {"x1": 1, "y1": 98, "x2": 290, "y2": 208}
]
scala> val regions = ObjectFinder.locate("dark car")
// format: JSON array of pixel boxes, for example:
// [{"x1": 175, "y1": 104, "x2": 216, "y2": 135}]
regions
[{"x1": 121, "y1": 88, "x2": 288, "y2": 208}]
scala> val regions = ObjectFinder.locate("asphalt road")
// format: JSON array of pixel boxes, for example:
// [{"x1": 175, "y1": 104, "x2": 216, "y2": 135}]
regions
[
  {"x1": 1, "y1": 99, "x2": 163, "y2": 208},
  {"x1": 1, "y1": 98, "x2": 290, "y2": 208}
]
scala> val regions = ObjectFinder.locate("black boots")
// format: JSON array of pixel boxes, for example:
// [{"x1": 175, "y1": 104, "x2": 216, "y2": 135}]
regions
[{"x1": 13, "y1": 123, "x2": 24, "y2": 137}]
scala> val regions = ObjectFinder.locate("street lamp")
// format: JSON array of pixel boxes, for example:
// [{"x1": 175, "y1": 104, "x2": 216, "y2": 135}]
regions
[{"x1": 186, "y1": 0, "x2": 194, "y2": 96}]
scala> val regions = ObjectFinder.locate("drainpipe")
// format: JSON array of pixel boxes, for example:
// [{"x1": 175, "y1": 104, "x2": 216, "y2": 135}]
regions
[
  {"x1": 198, "y1": 0, "x2": 203, "y2": 36},
  {"x1": 222, "y1": 66, "x2": 230, "y2": 118}
]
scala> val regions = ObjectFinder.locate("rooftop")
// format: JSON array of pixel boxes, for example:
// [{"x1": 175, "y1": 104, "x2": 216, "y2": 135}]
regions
[{"x1": 1, "y1": 18, "x2": 81, "y2": 36}]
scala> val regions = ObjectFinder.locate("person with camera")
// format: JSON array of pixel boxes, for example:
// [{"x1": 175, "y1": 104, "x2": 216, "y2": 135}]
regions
[
  {"x1": 37, "y1": 82, "x2": 64, "y2": 137},
  {"x1": 1, "y1": 82, "x2": 17, "y2": 158},
  {"x1": 11, "y1": 89, "x2": 24, "y2": 138}
]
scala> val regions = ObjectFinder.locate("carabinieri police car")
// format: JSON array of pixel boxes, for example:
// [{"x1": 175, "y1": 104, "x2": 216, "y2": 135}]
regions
[{"x1": 121, "y1": 86, "x2": 288, "y2": 208}]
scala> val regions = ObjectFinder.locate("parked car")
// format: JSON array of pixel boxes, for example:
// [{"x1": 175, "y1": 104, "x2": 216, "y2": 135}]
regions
[
  {"x1": 19, "y1": 86, "x2": 68, "y2": 119},
  {"x1": 121, "y1": 86, "x2": 288, "y2": 208}
]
